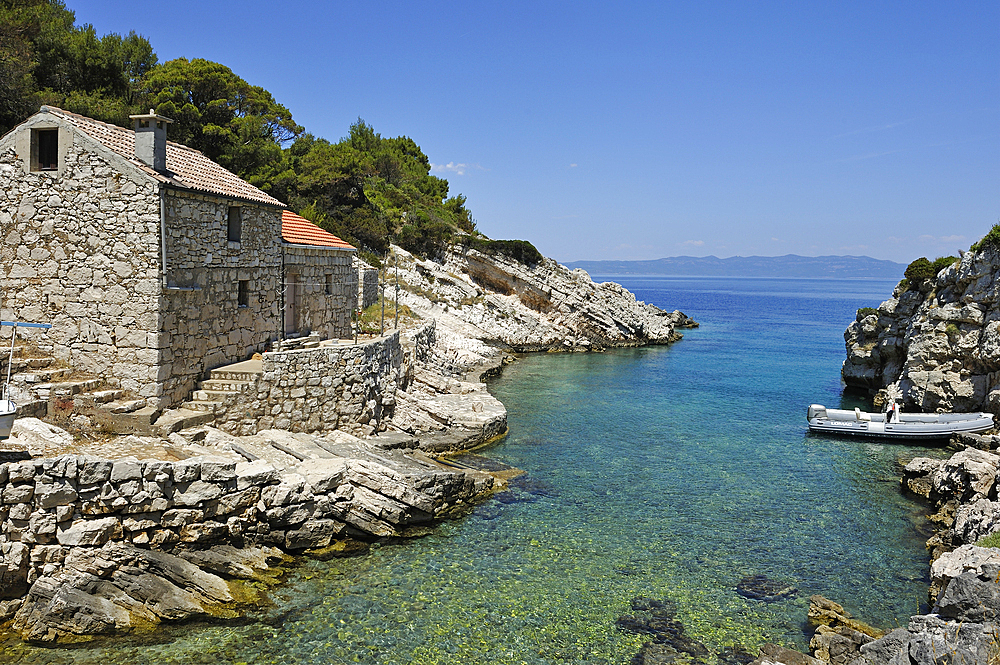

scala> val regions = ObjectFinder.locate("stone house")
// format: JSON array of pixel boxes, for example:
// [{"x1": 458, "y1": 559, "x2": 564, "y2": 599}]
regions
[
  {"x1": 0, "y1": 106, "x2": 357, "y2": 409},
  {"x1": 280, "y1": 210, "x2": 357, "y2": 339}
]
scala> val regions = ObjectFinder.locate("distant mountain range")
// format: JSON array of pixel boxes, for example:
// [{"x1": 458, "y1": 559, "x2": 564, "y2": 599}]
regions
[{"x1": 562, "y1": 254, "x2": 906, "y2": 279}]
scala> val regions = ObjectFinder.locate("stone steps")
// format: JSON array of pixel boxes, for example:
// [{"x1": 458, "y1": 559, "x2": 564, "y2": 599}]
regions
[
  {"x1": 182, "y1": 358, "x2": 263, "y2": 422},
  {"x1": 182, "y1": 400, "x2": 219, "y2": 413},
  {"x1": 199, "y1": 379, "x2": 253, "y2": 392},
  {"x1": 12, "y1": 367, "x2": 72, "y2": 384},
  {"x1": 208, "y1": 370, "x2": 260, "y2": 382},
  {"x1": 191, "y1": 389, "x2": 238, "y2": 402}
]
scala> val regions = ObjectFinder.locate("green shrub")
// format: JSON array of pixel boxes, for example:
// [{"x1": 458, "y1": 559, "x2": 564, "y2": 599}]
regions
[
  {"x1": 931, "y1": 256, "x2": 958, "y2": 274},
  {"x1": 904, "y1": 257, "x2": 935, "y2": 282},
  {"x1": 976, "y1": 531, "x2": 1000, "y2": 548},
  {"x1": 856, "y1": 307, "x2": 877, "y2": 322},
  {"x1": 463, "y1": 236, "x2": 543, "y2": 267},
  {"x1": 896, "y1": 278, "x2": 909, "y2": 293},
  {"x1": 971, "y1": 222, "x2": 1000, "y2": 253},
  {"x1": 945, "y1": 323, "x2": 960, "y2": 338}
]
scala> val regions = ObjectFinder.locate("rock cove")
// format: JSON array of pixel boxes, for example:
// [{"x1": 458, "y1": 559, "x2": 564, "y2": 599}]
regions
[{"x1": 0, "y1": 243, "x2": 695, "y2": 648}]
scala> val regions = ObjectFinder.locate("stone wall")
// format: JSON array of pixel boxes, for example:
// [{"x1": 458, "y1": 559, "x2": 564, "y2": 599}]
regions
[
  {"x1": 0, "y1": 135, "x2": 163, "y2": 399},
  {"x1": 158, "y1": 190, "x2": 283, "y2": 407},
  {"x1": 283, "y1": 246, "x2": 357, "y2": 340},
  {"x1": 0, "y1": 447, "x2": 491, "y2": 624},
  {"x1": 211, "y1": 333, "x2": 404, "y2": 436},
  {"x1": 354, "y1": 257, "x2": 379, "y2": 309}
]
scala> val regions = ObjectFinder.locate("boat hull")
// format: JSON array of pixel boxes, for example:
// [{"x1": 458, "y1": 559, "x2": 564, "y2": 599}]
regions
[
  {"x1": 0, "y1": 400, "x2": 16, "y2": 440},
  {"x1": 806, "y1": 404, "x2": 994, "y2": 441}
]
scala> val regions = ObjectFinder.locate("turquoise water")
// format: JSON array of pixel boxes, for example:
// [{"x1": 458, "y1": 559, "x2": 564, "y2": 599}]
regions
[{"x1": 4, "y1": 276, "x2": 945, "y2": 665}]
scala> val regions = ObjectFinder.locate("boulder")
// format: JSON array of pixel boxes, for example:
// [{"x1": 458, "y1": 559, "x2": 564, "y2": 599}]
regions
[
  {"x1": 951, "y1": 498, "x2": 1000, "y2": 545},
  {"x1": 11, "y1": 542, "x2": 248, "y2": 644},
  {"x1": 931, "y1": 448, "x2": 999, "y2": 503},
  {"x1": 929, "y1": 544, "x2": 1000, "y2": 601},
  {"x1": 9, "y1": 418, "x2": 73, "y2": 454}
]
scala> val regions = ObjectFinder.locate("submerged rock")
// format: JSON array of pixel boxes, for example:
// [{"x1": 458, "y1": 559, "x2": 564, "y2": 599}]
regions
[
  {"x1": 616, "y1": 596, "x2": 710, "y2": 664},
  {"x1": 735, "y1": 574, "x2": 797, "y2": 602}
]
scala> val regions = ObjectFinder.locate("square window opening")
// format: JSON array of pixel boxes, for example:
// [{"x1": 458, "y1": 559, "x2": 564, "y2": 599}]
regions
[
  {"x1": 227, "y1": 206, "x2": 242, "y2": 243},
  {"x1": 238, "y1": 280, "x2": 249, "y2": 308},
  {"x1": 32, "y1": 129, "x2": 59, "y2": 171}
]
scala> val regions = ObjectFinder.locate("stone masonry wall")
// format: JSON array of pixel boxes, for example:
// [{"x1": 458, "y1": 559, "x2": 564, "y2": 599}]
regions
[
  {"x1": 0, "y1": 452, "x2": 416, "y2": 608},
  {"x1": 0, "y1": 135, "x2": 163, "y2": 399},
  {"x1": 354, "y1": 257, "x2": 379, "y2": 309},
  {"x1": 159, "y1": 190, "x2": 283, "y2": 407},
  {"x1": 211, "y1": 333, "x2": 404, "y2": 436},
  {"x1": 283, "y1": 246, "x2": 357, "y2": 340}
]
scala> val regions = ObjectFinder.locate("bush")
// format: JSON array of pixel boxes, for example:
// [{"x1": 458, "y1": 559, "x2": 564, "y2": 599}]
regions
[
  {"x1": 945, "y1": 323, "x2": 960, "y2": 338},
  {"x1": 904, "y1": 257, "x2": 935, "y2": 283},
  {"x1": 396, "y1": 211, "x2": 454, "y2": 259},
  {"x1": 856, "y1": 307, "x2": 877, "y2": 322},
  {"x1": 971, "y1": 222, "x2": 1000, "y2": 253},
  {"x1": 931, "y1": 256, "x2": 958, "y2": 274},
  {"x1": 463, "y1": 236, "x2": 543, "y2": 267}
]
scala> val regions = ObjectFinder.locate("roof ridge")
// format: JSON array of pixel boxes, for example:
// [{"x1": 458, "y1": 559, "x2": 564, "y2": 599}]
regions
[
  {"x1": 43, "y1": 105, "x2": 209, "y2": 157},
  {"x1": 38, "y1": 105, "x2": 283, "y2": 207}
]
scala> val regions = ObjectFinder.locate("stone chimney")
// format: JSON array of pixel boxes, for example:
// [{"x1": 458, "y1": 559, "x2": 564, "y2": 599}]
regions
[{"x1": 129, "y1": 109, "x2": 173, "y2": 172}]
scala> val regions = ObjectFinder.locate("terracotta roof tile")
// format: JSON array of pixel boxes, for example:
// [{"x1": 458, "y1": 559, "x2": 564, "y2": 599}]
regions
[
  {"x1": 44, "y1": 106, "x2": 283, "y2": 207},
  {"x1": 281, "y1": 210, "x2": 355, "y2": 250}
]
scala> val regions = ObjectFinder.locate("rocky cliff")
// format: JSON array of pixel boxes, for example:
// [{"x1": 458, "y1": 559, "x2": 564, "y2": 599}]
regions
[
  {"x1": 843, "y1": 246, "x2": 1000, "y2": 414},
  {"x1": 388, "y1": 243, "x2": 696, "y2": 366}
]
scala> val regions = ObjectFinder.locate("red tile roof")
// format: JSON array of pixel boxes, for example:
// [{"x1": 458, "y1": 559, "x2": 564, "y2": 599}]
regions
[
  {"x1": 281, "y1": 210, "x2": 355, "y2": 250},
  {"x1": 43, "y1": 106, "x2": 283, "y2": 207}
]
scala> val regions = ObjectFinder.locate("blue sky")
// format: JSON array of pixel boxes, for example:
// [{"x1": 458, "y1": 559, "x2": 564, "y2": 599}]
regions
[{"x1": 74, "y1": 0, "x2": 997, "y2": 264}]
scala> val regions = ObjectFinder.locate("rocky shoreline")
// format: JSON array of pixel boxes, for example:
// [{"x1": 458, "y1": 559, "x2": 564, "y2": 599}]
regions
[{"x1": 0, "y1": 245, "x2": 696, "y2": 649}]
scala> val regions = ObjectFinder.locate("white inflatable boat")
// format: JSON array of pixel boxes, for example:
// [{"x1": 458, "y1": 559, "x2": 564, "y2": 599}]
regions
[{"x1": 807, "y1": 403, "x2": 994, "y2": 440}]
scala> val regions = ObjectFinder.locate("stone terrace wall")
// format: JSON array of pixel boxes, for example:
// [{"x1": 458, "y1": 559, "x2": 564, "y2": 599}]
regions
[
  {"x1": 212, "y1": 333, "x2": 404, "y2": 436},
  {"x1": 0, "y1": 135, "x2": 162, "y2": 399},
  {"x1": 283, "y1": 246, "x2": 357, "y2": 340},
  {"x1": 159, "y1": 190, "x2": 283, "y2": 407},
  {"x1": 0, "y1": 450, "x2": 476, "y2": 616}
]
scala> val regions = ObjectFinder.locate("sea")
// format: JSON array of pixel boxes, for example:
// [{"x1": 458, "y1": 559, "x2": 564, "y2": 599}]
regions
[{"x1": 3, "y1": 275, "x2": 948, "y2": 665}]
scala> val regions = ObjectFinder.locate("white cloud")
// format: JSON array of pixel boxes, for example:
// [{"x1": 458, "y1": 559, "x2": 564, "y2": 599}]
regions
[
  {"x1": 919, "y1": 234, "x2": 967, "y2": 244},
  {"x1": 683, "y1": 240, "x2": 705, "y2": 247},
  {"x1": 430, "y1": 162, "x2": 484, "y2": 176},
  {"x1": 569, "y1": 163, "x2": 578, "y2": 168}
]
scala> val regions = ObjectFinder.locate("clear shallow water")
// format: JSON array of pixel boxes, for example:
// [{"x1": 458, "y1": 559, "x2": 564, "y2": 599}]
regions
[{"x1": 5, "y1": 276, "x2": 948, "y2": 665}]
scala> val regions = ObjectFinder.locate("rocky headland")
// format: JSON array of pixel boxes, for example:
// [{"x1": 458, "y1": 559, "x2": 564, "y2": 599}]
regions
[
  {"x1": 842, "y1": 245, "x2": 1000, "y2": 415},
  {"x1": 0, "y1": 243, "x2": 695, "y2": 647},
  {"x1": 771, "y1": 238, "x2": 1000, "y2": 665}
]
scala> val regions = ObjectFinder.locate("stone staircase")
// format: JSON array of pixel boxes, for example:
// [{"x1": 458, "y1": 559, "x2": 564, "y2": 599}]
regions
[
  {"x1": 1, "y1": 344, "x2": 149, "y2": 421},
  {"x1": 183, "y1": 358, "x2": 262, "y2": 415}
]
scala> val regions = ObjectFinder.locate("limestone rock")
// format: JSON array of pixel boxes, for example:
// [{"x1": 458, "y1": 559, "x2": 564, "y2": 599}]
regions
[
  {"x1": 951, "y1": 498, "x2": 1000, "y2": 545},
  {"x1": 750, "y1": 643, "x2": 824, "y2": 665},
  {"x1": 929, "y1": 544, "x2": 1000, "y2": 601},
  {"x1": 841, "y1": 245, "x2": 1000, "y2": 416},
  {"x1": 9, "y1": 418, "x2": 73, "y2": 455},
  {"x1": 931, "y1": 448, "x2": 1000, "y2": 503},
  {"x1": 11, "y1": 542, "x2": 247, "y2": 643}
]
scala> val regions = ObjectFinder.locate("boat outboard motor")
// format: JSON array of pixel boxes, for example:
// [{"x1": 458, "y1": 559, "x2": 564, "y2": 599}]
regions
[{"x1": 807, "y1": 404, "x2": 827, "y2": 421}]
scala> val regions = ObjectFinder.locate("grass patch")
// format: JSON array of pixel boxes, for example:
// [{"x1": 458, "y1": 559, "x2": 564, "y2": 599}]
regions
[
  {"x1": 354, "y1": 295, "x2": 419, "y2": 334},
  {"x1": 976, "y1": 531, "x2": 1000, "y2": 548}
]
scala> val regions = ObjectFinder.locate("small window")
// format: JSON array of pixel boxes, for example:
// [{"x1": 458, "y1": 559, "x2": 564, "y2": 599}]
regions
[
  {"x1": 32, "y1": 129, "x2": 59, "y2": 171},
  {"x1": 238, "y1": 280, "x2": 249, "y2": 307},
  {"x1": 227, "y1": 206, "x2": 242, "y2": 243},
  {"x1": 325, "y1": 273, "x2": 333, "y2": 295}
]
